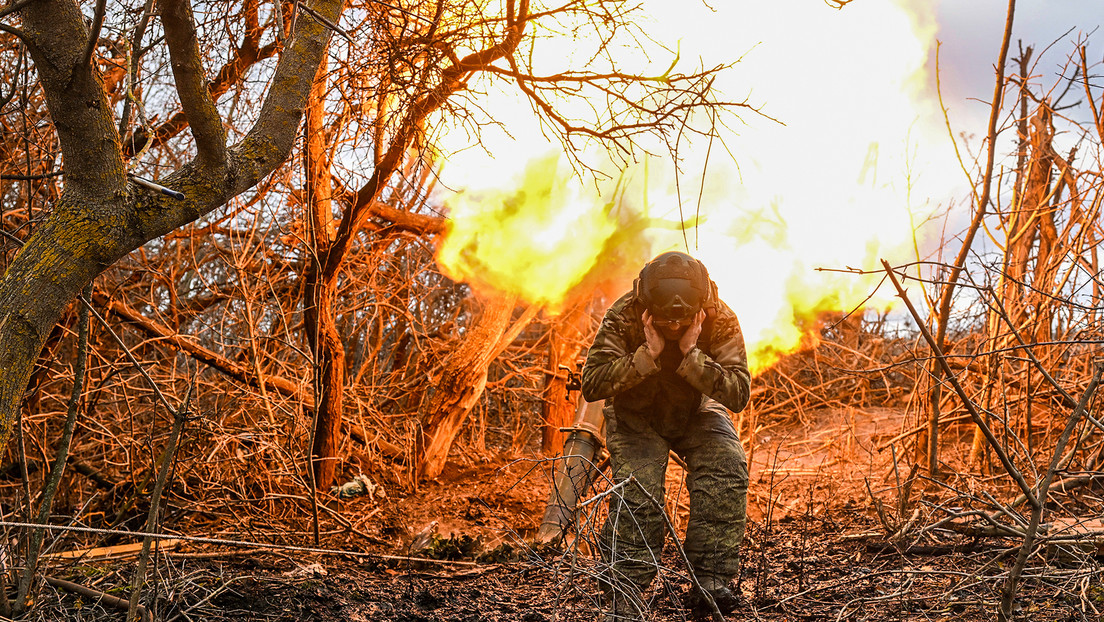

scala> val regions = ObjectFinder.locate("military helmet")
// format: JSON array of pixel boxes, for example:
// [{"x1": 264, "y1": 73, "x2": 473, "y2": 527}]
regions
[{"x1": 635, "y1": 251, "x2": 712, "y2": 322}]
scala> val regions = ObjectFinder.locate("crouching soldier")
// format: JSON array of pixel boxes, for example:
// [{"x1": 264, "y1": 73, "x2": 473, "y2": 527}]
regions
[{"x1": 581, "y1": 251, "x2": 751, "y2": 620}]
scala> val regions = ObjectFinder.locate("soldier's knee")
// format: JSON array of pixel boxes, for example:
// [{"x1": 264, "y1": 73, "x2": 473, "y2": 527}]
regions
[
  {"x1": 731, "y1": 449, "x2": 749, "y2": 486},
  {"x1": 716, "y1": 439, "x2": 748, "y2": 481}
]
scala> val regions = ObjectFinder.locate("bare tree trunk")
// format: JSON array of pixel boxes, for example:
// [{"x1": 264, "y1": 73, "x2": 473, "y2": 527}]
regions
[
  {"x1": 305, "y1": 279, "x2": 346, "y2": 489},
  {"x1": 303, "y1": 65, "x2": 346, "y2": 490},
  {"x1": 1028, "y1": 106, "x2": 1060, "y2": 349},
  {"x1": 1003, "y1": 103, "x2": 1054, "y2": 335},
  {"x1": 540, "y1": 303, "x2": 590, "y2": 454},
  {"x1": 0, "y1": 0, "x2": 340, "y2": 451},
  {"x1": 992, "y1": 102, "x2": 1055, "y2": 458},
  {"x1": 998, "y1": 47, "x2": 1037, "y2": 342},
  {"x1": 417, "y1": 297, "x2": 537, "y2": 480},
  {"x1": 971, "y1": 45, "x2": 1034, "y2": 470},
  {"x1": 923, "y1": 0, "x2": 1014, "y2": 475}
]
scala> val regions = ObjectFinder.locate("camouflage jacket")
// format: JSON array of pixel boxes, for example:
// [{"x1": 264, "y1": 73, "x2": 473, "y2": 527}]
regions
[{"x1": 580, "y1": 292, "x2": 751, "y2": 433}]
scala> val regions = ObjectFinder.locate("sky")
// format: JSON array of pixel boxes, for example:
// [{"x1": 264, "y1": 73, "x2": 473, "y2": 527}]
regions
[{"x1": 934, "y1": 0, "x2": 1104, "y2": 133}]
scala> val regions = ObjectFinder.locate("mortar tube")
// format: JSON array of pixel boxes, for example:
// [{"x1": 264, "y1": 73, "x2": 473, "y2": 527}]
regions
[{"x1": 535, "y1": 400, "x2": 606, "y2": 545}]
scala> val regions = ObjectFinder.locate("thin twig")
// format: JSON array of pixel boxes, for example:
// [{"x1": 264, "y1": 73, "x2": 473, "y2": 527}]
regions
[
  {"x1": 118, "y1": 0, "x2": 157, "y2": 144},
  {"x1": 0, "y1": 520, "x2": 481, "y2": 566},
  {"x1": 45, "y1": 576, "x2": 151, "y2": 622},
  {"x1": 882, "y1": 259, "x2": 1037, "y2": 507},
  {"x1": 127, "y1": 384, "x2": 191, "y2": 622},
  {"x1": 77, "y1": 294, "x2": 177, "y2": 415},
  {"x1": 367, "y1": 0, "x2": 433, "y2": 25},
  {"x1": 296, "y1": 3, "x2": 353, "y2": 42},
  {"x1": 998, "y1": 360, "x2": 1104, "y2": 621},
  {"x1": 627, "y1": 476, "x2": 725, "y2": 622},
  {"x1": 0, "y1": 171, "x2": 61, "y2": 181}
]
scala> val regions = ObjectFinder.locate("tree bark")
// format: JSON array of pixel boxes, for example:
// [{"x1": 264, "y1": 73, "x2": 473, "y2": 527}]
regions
[
  {"x1": 540, "y1": 303, "x2": 591, "y2": 454},
  {"x1": 294, "y1": 1, "x2": 530, "y2": 488},
  {"x1": 302, "y1": 63, "x2": 347, "y2": 489},
  {"x1": 1003, "y1": 103, "x2": 1055, "y2": 335},
  {"x1": 0, "y1": 0, "x2": 340, "y2": 450},
  {"x1": 417, "y1": 297, "x2": 537, "y2": 480}
]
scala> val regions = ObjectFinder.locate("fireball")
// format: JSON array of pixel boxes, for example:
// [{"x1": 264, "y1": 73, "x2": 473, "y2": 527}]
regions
[{"x1": 434, "y1": 0, "x2": 957, "y2": 374}]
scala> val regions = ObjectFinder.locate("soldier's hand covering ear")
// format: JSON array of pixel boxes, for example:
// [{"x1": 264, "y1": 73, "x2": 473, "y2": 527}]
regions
[
  {"x1": 680, "y1": 309, "x2": 706, "y2": 355},
  {"x1": 642, "y1": 310, "x2": 665, "y2": 360}
]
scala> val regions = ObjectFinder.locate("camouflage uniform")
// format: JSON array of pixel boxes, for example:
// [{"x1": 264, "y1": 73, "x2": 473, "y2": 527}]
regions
[{"x1": 581, "y1": 291, "x2": 751, "y2": 596}]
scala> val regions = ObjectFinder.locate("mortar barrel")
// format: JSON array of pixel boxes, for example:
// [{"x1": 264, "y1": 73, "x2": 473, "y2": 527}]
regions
[{"x1": 534, "y1": 400, "x2": 606, "y2": 544}]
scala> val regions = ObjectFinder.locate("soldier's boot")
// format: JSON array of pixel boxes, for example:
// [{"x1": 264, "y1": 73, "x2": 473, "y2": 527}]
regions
[
  {"x1": 601, "y1": 580, "x2": 647, "y2": 621},
  {"x1": 683, "y1": 575, "x2": 739, "y2": 618}
]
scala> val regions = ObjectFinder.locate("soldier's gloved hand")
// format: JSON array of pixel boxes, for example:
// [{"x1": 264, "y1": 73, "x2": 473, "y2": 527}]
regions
[
  {"x1": 642, "y1": 310, "x2": 665, "y2": 360},
  {"x1": 679, "y1": 309, "x2": 706, "y2": 355}
]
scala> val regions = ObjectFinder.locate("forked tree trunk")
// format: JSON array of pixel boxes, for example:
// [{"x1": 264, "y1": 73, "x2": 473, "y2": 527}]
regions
[
  {"x1": 973, "y1": 102, "x2": 1056, "y2": 466},
  {"x1": 1002, "y1": 103, "x2": 1055, "y2": 335},
  {"x1": 303, "y1": 66, "x2": 345, "y2": 490},
  {"x1": 0, "y1": 0, "x2": 340, "y2": 453}
]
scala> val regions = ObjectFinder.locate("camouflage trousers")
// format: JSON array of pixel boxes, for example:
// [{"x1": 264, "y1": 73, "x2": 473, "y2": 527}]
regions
[{"x1": 599, "y1": 398, "x2": 748, "y2": 593}]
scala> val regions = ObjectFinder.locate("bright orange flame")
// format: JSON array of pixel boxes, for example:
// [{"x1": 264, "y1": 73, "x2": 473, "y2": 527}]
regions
[{"x1": 435, "y1": 0, "x2": 957, "y2": 373}]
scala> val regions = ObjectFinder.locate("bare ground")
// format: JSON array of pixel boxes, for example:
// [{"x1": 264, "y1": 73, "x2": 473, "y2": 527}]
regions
[{"x1": 27, "y1": 407, "x2": 1104, "y2": 621}]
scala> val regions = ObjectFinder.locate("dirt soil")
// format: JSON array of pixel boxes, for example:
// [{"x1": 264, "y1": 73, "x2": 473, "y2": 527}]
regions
[{"x1": 34, "y1": 407, "x2": 1102, "y2": 621}]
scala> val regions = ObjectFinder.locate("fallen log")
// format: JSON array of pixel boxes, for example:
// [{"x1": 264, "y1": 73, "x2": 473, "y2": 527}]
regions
[{"x1": 42, "y1": 539, "x2": 183, "y2": 561}]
